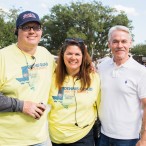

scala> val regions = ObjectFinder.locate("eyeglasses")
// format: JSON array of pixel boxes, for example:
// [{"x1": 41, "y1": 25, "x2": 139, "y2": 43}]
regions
[
  {"x1": 65, "y1": 38, "x2": 84, "y2": 44},
  {"x1": 19, "y1": 25, "x2": 41, "y2": 31}
]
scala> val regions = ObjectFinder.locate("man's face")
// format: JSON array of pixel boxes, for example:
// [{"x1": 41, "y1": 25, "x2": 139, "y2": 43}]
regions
[
  {"x1": 17, "y1": 22, "x2": 42, "y2": 48},
  {"x1": 108, "y1": 30, "x2": 132, "y2": 64}
]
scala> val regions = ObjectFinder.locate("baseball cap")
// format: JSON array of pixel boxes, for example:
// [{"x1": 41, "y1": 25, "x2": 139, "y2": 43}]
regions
[{"x1": 16, "y1": 11, "x2": 41, "y2": 28}]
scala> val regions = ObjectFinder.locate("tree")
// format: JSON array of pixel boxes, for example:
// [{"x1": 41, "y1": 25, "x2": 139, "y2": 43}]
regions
[
  {"x1": 131, "y1": 44, "x2": 146, "y2": 56},
  {"x1": 130, "y1": 44, "x2": 146, "y2": 64},
  {"x1": 0, "y1": 7, "x2": 21, "y2": 49},
  {"x1": 41, "y1": 1, "x2": 133, "y2": 58}
]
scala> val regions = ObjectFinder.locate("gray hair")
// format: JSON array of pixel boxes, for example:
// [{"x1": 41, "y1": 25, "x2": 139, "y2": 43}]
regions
[{"x1": 108, "y1": 25, "x2": 132, "y2": 41}]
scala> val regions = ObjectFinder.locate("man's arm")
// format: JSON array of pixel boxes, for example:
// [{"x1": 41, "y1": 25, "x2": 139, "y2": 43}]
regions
[
  {"x1": 0, "y1": 92, "x2": 23, "y2": 112},
  {"x1": 0, "y1": 92, "x2": 46, "y2": 119},
  {"x1": 136, "y1": 98, "x2": 146, "y2": 146}
]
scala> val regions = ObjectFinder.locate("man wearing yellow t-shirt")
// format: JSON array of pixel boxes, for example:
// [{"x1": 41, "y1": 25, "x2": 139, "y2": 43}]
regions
[{"x1": 0, "y1": 11, "x2": 55, "y2": 146}]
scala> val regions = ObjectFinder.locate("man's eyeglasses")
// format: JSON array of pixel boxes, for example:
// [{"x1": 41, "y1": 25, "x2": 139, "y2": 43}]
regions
[
  {"x1": 65, "y1": 38, "x2": 84, "y2": 44},
  {"x1": 19, "y1": 25, "x2": 41, "y2": 32}
]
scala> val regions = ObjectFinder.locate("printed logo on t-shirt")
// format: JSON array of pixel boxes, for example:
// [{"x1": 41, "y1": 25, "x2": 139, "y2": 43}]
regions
[
  {"x1": 52, "y1": 87, "x2": 92, "y2": 108},
  {"x1": 16, "y1": 62, "x2": 48, "y2": 90}
]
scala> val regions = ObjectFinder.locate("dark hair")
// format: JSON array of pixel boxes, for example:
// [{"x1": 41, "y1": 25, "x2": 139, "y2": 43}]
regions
[
  {"x1": 15, "y1": 29, "x2": 18, "y2": 36},
  {"x1": 55, "y1": 38, "x2": 92, "y2": 90}
]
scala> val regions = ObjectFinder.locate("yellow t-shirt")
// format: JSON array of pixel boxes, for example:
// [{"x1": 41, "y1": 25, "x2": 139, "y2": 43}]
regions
[
  {"x1": 0, "y1": 44, "x2": 56, "y2": 146},
  {"x1": 48, "y1": 73, "x2": 100, "y2": 144}
]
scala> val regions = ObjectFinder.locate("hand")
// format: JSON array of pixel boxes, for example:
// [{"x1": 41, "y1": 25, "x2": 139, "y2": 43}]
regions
[
  {"x1": 22, "y1": 101, "x2": 46, "y2": 119},
  {"x1": 90, "y1": 62, "x2": 97, "y2": 73},
  {"x1": 136, "y1": 139, "x2": 146, "y2": 146}
]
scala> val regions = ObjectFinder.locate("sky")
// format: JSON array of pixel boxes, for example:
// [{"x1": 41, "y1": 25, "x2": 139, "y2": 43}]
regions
[{"x1": 0, "y1": 0, "x2": 146, "y2": 45}]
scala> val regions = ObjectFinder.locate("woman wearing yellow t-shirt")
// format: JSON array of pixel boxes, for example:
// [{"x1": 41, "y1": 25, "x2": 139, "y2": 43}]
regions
[{"x1": 48, "y1": 38, "x2": 100, "y2": 146}]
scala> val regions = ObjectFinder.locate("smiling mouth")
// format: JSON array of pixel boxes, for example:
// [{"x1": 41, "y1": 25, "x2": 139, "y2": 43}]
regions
[
  {"x1": 115, "y1": 48, "x2": 125, "y2": 51},
  {"x1": 28, "y1": 36, "x2": 36, "y2": 37},
  {"x1": 69, "y1": 61, "x2": 77, "y2": 64}
]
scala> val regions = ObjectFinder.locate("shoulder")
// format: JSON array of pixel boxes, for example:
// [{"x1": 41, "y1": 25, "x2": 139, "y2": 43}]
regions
[
  {"x1": 130, "y1": 58, "x2": 146, "y2": 72},
  {"x1": 0, "y1": 44, "x2": 16, "y2": 53},
  {"x1": 0, "y1": 44, "x2": 17, "y2": 59},
  {"x1": 97, "y1": 58, "x2": 112, "y2": 70},
  {"x1": 37, "y1": 46, "x2": 52, "y2": 54},
  {"x1": 90, "y1": 72, "x2": 100, "y2": 82},
  {"x1": 89, "y1": 73, "x2": 100, "y2": 91},
  {"x1": 37, "y1": 46, "x2": 55, "y2": 60}
]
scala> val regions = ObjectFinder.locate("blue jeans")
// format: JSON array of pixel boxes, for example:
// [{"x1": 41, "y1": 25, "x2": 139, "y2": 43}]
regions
[
  {"x1": 96, "y1": 133, "x2": 139, "y2": 146},
  {"x1": 52, "y1": 128, "x2": 94, "y2": 146}
]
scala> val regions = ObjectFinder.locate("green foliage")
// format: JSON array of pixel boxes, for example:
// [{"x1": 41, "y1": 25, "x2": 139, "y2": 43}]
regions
[
  {"x1": 40, "y1": 1, "x2": 132, "y2": 58},
  {"x1": 0, "y1": 2, "x2": 133, "y2": 59},
  {"x1": 131, "y1": 44, "x2": 146, "y2": 56},
  {"x1": 0, "y1": 7, "x2": 21, "y2": 49}
]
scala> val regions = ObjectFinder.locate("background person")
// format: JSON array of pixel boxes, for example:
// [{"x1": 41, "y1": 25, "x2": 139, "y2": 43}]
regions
[
  {"x1": 48, "y1": 38, "x2": 101, "y2": 146},
  {"x1": 0, "y1": 10, "x2": 55, "y2": 146},
  {"x1": 97, "y1": 25, "x2": 146, "y2": 146}
]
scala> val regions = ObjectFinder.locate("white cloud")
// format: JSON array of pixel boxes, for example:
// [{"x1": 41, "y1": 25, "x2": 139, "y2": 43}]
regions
[
  {"x1": 41, "y1": 3, "x2": 49, "y2": 9},
  {"x1": 0, "y1": 6, "x2": 9, "y2": 13},
  {"x1": 114, "y1": 5, "x2": 139, "y2": 16}
]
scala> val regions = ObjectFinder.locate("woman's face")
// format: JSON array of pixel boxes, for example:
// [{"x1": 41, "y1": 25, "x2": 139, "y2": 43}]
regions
[{"x1": 63, "y1": 45, "x2": 83, "y2": 76}]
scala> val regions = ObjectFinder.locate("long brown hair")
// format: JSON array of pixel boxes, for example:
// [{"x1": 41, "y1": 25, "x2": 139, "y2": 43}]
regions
[{"x1": 55, "y1": 38, "x2": 92, "y2": 90}]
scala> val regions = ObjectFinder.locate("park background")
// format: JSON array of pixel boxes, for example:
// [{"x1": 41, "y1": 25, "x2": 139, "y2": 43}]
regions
[{"x1": 0, "y1": 0, "x2": 146, "y2": 64}]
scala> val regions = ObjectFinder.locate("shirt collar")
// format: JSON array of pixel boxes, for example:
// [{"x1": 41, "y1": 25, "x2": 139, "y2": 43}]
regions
[{"x1": 110, "y1": 54, "x2": 133, "y2": 68}]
